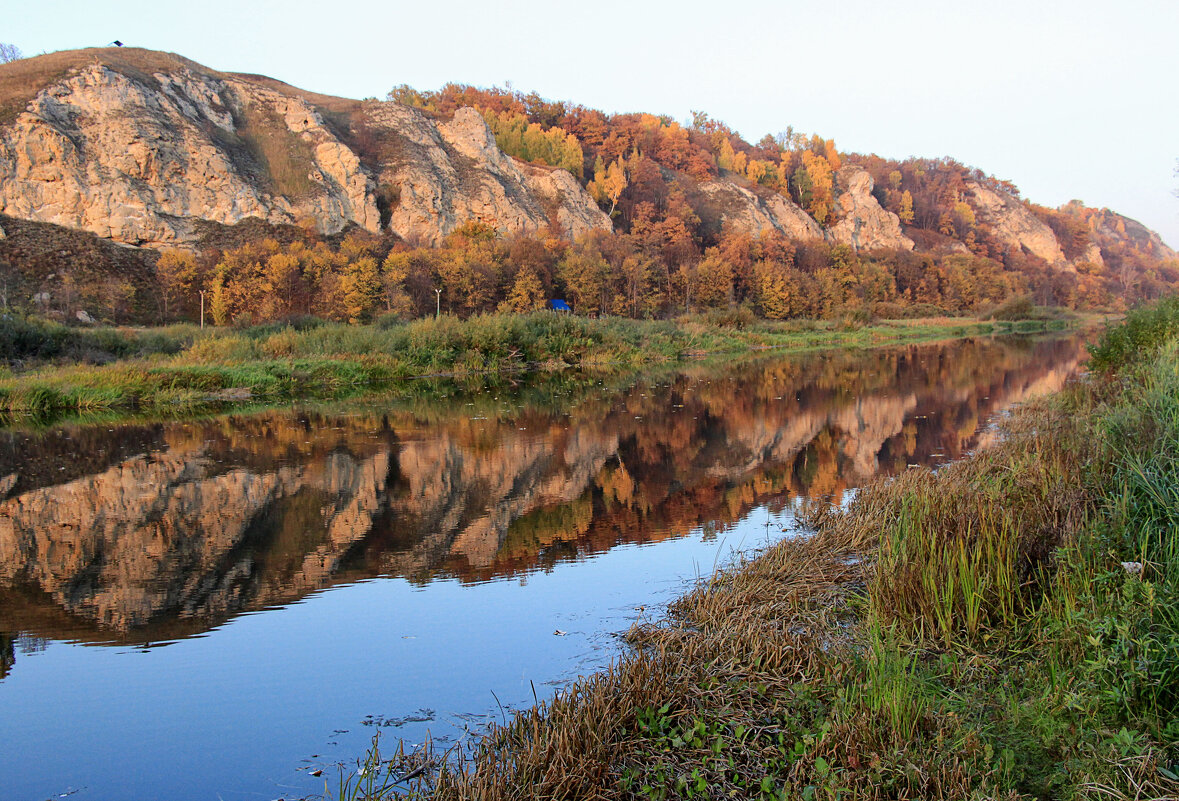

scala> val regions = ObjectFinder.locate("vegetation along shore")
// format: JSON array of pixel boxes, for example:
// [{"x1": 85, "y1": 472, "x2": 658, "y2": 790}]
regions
[
  {"x1": 335, "y1": 296, "x2": 1179, "y2": 800},
  {"x1": 0, "y1": 303, "x2": 1076, "y2": 418}
]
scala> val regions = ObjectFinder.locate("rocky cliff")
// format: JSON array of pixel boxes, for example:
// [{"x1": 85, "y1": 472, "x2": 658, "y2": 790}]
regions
[
  {"x1": 829, "y1": 167, "x2": 915, "y2": 252},
  {"x1": 0, "y1": 49, "x2": 609, "y2": 248},
  {"x1": 363, "y1": 104, "x2": 608, "y2": 246},
  {"x1": 965, "y1": 181, "x2": 1067, "y2": 265},
  {"x1": 0, "y1": 46, "x2": 1171, "y2": 309},
  {"x1": 693, "y1": 167, "x2": 914, "y2": 252},
  {"x1": 695, "y1": 177, "x2": 826, "y2": 243}
]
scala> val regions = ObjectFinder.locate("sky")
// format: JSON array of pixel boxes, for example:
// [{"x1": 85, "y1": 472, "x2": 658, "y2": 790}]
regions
[{"x1": 5, "y1": 0, "x2": 1178, "y2": 246}]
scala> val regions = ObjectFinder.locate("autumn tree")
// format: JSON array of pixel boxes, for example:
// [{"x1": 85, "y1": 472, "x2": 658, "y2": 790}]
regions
[
  {"x1": 587, "y1": 157, "x2": 628, "y2": 215},
  {"x1": 693, "y1": 250, "x2": 734, "y2": 308},
  {"x1": 260, "y1": 251, "x2": 304, "y2": 320},
  {"x1": 0, "y1": 43, "x2": 21, "y2": 64},
  {"x1": 209, "y1": 273, "x2": 230, "y2": 326},
  {"x1": 156, "y1": 249, "x2": 200, "y2": 322},
  {"x1": 794, "y1": 150, "x2": 835, "y2": 224},
  {"x1": 898, "y1": 190, "x2": 915, "y2": 225},
  {"x1": 381, "y1": 251, "x2": 417, "y2": 315},
  {"x1": 341, "y1": 257, "x2": 382, "y2": 322},
  {"x1": 499, "y1": 268, "x2": 546, "y2": 313},
  {"x1": 557, "y1": 240, "x2": 611, "y2": 314}
]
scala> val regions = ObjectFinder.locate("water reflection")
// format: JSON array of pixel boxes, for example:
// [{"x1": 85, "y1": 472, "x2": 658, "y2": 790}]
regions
[{"x1": 0, "y1": 335, "x2": 1085, "y2": 661}]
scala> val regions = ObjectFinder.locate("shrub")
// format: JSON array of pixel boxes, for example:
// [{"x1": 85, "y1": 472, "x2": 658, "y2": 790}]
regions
[
  {"x1": 1088, "y1": 294, "x2": 1179, "y2": 372},
  {"x1": 985, "y1": 295, "x2": 1036, "y2": 321}
]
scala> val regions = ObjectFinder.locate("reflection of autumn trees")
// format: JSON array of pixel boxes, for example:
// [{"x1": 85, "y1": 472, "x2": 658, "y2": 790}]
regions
[
  {"x1": 0, "y1": 337, "x2": 1086, "y2": 643},
  {"x1": 440, "y1": 337, "x2": 1086, "y2": 582}
]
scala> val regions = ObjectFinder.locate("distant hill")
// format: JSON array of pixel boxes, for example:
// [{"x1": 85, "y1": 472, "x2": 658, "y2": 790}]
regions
[{"x1": 0, "y1": 47, "x2": 1174, "y2": 324}]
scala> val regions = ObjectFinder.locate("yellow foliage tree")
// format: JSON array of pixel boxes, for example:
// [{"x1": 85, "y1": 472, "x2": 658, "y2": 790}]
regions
[
  {"x1": 899, "y1": 190, "x2": 915, "y2": 224},
  {"x1": 694, "y1": 251, "x2": 734, "y2": 308},
  {"x1": 797, "y1": 150, "x2": 834, "y2": 225},
  {"x1": 499, "y1": 268, "x2": 546, "y2": 313},
  {"x1": 341, "y1": 257, "x2": 382, "y2": 323},
  {"x1": 155, "y1": 249, "x2": 199, "y2": 322},
  {"x1": 587, "y1": 157, "x2": 628, "y2": 215}
]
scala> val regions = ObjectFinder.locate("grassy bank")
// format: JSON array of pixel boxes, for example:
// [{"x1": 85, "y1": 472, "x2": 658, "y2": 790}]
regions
[
  {"x1": 345, "y1": 301, "x2": 1177, "y2": 800},
  {"x1": 0, "y1": 311, "x2": 1076, "y2": 417}
]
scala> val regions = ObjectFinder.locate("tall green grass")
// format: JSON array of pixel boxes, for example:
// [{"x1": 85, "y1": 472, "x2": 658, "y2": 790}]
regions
[{"x1": 0, "y1": 312, "x2": 1014, "y2": 416}]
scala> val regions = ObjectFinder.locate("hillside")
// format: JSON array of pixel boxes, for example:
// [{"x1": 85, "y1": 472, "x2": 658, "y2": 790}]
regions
[{"x1": 0, "y1": 47, "x2": 1175, "y2": 325}]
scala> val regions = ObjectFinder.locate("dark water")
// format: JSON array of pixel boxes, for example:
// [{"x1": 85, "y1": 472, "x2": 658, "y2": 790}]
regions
[{"x1": 0, "y1": 335, "x2": 1087, "y2": 800}]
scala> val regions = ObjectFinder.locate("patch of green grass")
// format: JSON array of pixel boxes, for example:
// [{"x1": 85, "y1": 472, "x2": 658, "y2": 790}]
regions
[{"x1": 0, "y1": 313, "x2": 1034, "y2": 417}]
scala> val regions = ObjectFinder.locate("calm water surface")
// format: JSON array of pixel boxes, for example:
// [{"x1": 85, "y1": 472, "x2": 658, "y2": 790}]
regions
[{"x1": 0, "y1": 335, "x2": 1087, "y2": 800}]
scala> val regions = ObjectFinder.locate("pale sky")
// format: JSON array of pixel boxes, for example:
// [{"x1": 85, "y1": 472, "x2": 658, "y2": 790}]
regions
[{"x1": 6, "y1": 0, "x2": 1177, "y2": 247}]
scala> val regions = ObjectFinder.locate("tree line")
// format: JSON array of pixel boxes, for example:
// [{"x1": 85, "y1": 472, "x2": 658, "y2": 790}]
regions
[{"x1": 148, "y1": 218, "x2": 1173, "y2": 328}]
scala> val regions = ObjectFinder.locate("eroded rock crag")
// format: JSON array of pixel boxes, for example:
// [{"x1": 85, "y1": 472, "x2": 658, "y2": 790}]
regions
[{"x1": 0, "y1": 57, "x2": 610, "y2": 248}]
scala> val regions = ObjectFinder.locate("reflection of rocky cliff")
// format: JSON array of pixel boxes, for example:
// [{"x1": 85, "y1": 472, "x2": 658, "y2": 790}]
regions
[{"x1": 0, "y1": 336, "x2": 1086, "y2": 649}]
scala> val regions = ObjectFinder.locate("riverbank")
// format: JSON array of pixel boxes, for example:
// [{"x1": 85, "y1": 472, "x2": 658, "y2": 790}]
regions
[
  {"x1": 0, "y1": 311, "x2": 1079, "y2": 417},
  {"x1": 357, "y1": 299, "x2": 1177, "y2": 799}
]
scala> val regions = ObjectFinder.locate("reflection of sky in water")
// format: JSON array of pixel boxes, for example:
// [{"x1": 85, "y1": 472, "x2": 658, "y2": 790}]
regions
[
  {"x1": 1, "y1": 508, "x2": 797, "y2": 801},
  {"x1": 0, "y1": 335, "x2": 1090, "y2": 800}
]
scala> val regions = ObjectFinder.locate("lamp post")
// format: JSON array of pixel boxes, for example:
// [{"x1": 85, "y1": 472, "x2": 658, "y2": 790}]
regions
[{"x1": 435, "y1": 288, "x2": 442, "y2": 319}]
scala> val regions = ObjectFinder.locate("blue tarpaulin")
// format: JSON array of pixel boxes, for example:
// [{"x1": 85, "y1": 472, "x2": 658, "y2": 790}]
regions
[{"x1": 549, "y1": 299, "x2": 572, "y2": 312}]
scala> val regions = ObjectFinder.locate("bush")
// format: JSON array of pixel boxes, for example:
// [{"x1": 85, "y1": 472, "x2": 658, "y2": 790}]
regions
[
  {"x1": 1088, "y1": 295, "x2": 1179, "y2": 372},
  {"x1": 698, "y1": 306, "x2": 756, "y2": 330},
  {"x1": 872, "y1": 301, "x2": 906, "y2": 320},
  {"x1": 374, "y1": 311, "x2": 403, "y2": 330},
  {"x1": 985, "y1": 295, "x2": 1036, "y2": 321}
]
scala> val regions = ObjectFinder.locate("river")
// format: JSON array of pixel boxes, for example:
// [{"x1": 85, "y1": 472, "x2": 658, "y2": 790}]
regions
[{"x1": 0, "y1": 333, "x2": 1087, "y2": 800}]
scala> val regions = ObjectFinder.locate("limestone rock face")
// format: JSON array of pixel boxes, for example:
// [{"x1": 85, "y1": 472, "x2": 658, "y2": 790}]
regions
[
  {"x1": 1088, "y1": 209, "x2": 1176, "y2": 261},
  {"x1": 520, "y1": 162, "x2": 613, "y2": 242},
  {"x1": 965, "y1": 181, "x2": 1066, "y2": 265},
  {"x1": 828, "y1": 167, "x2": 915, "y2": 252},
  {"x1": 0, "y1": 63, "x2": 608, "y2": 248},
  {"x1": 365, "y1": 104, "x2": 609, "y2": 245},
  {"x1": 0, "y1": 65, "x2": 378, "y2": 246},
  {"x1": 697, "y1": 178, "x2": 825, "y2": 242}
]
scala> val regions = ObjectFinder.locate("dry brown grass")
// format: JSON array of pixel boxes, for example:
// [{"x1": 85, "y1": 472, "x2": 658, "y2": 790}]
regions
[
  {"x1": 0, "y1": 47, "x2": 213, "y2": 123},
  {"x1": 422, "y1": 525, "x2": 878, "y2": 800},
  {"x1": 0, "y1": 45, "x2": 360, "y2": 126}
]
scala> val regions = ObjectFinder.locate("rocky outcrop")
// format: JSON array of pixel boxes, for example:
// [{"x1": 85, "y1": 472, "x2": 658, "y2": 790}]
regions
[
  {"x1": 1087, "y1": 208, "x2": 1176, "y2": 261},
  {"x1": 697, "y1": 178, "x2": 825, "y2": 242},
  {"x1": 0, "y1": 64, "x2": 375, "y2": 246},
  {"x1": 965, "y1": 181, "x2": 1066, "y2": 265},
  {"x1": 520, "y1": 162, "x2": 612, "y2": 242},
  {"x1": 829, "y1": 167, "x2": 914, "y2": 251},
  {"x1": 1081, "y1": 242, "x2": 1104, "y2": 267},
  {"x1": 367, "y1": 104, "x2": 609, "y2": 245},
  {"x1": 697, "y1": 169, "x2": 914, "y2": 252},
  {"x1": 0, "y1": 58, "x2": 608, "y2": 248}
]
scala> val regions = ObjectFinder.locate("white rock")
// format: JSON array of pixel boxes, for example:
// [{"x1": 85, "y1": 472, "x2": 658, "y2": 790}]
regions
[
  {"x1": 966, "y1": 182, "x2": 1066, "y2": 266},
  {"x1": 828, "y1": 167, "x2": 914, "y2": 252}
]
